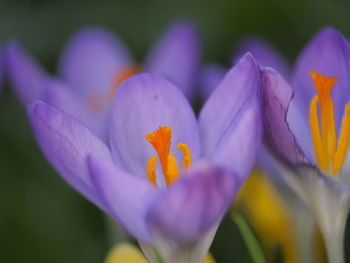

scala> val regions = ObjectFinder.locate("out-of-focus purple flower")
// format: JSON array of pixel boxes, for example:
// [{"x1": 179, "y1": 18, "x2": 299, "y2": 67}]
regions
[
  {"x1": 29, "y1": 54, "x2": 261, "y2": 263},
  {"x1": 0, "y1": 51, "x2": 4, "y2": 93},
  {"x1": 6, "y1": 22, "x2": 201, "y2": 140},
  {"x1": 261, "y1": 28, "x2": 350, "y2": 263},
  {"x1": 199, "y1": 65, "x2": 226, "y2": 100},
  {"x1": 6, "y1": 43, "x2": 49, "y2": 104},
  {"x1": 199, "y1": 37, "x2": 288, "y2": 100},
  {"x1": 235, "y1": 37, "x2": 289, "y2": 79}
]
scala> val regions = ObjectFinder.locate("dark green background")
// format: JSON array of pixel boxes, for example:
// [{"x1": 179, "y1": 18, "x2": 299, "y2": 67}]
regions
[{"x1": 1, "y1": 0, "x2": 350, "y2": 262}]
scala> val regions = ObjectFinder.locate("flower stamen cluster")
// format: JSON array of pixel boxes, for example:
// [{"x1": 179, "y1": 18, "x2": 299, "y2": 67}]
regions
[
  {"x1": 145, "y1": 126, "x2": 192, "y2": 187},
  {"x1": 309, "y1": 70, "x2": 350, "y2": 175}
]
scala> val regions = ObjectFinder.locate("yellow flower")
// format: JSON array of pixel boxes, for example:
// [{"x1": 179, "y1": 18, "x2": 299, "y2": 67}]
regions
[
  {"x1": 104, "y1": 243, "x2": 216, "y2": 263},
  {"x1": 105, "y1": 243, "x2": 148, "y2": 263},
  {"x1": 203, "y1": 252, "x2": 216, "y2": 263},
  {"x1": 235, "y1": 170, "x2": 298, "y2": 263}
]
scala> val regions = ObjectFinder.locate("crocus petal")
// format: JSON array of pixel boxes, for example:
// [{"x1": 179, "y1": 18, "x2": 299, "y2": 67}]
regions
[
  {"x1": 261, "y1": 68, "x2": 305, "y2": 164},
  {"x1": 146, "y1": 163, "x2": 239, "y2": 242},
  {"x1": 109, "y1": 73, "x2": 200, "y2": 180},
  {"x1": 291, "y1": 28, "x2": 350, "y2": 130},
  {"x1": 59, "y1": 28, "x2": 131, "y2": 102},
  {"x1": 310, "y1": 172, "x2": 350, "y2": 263},
  {"x1": 276, "y1": 163, "x2": 350, "y2": 263},
  {"x1": 287, "y1": 99, "x2": 315, "y2": 163},
  {"x1": 199, "y1": 53, "x2": 260, "y2": 177},
  {"x1": 199, "y1": 64, "x2": 226, "y2": 100},
  {"x1": 145, "y1": 227, "x2": 217, "y2": 263},
  {"x1": 211, "y1": 98, "x2": 262, "y2": 181},
  {"x1": 235, "y1": 38, "x2": 289, "y2": 78},
  {"x1": 29, "y1": 101, "x2": 112, "y2": 211},
  {"x1": 88, "y1": 156, "x2": 156, "y2": 243},
  {"x1": 145, "y1": 22, "x2": 201, "y2": 99},
  {"x1": 41, "y1": 80, "x2": 107, "y2": 140},
  {"x1": 140, "y1": 238, "x2": 217, "y2": 263},
  {"x1": 41, "y1": 80, "x2": 90, "y2": 122},
  {"x1": 6, "y1": 42, "x2": 48, "y2": 104}
]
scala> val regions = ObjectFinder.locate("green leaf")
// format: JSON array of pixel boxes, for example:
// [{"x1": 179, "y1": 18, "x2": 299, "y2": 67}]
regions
[{"x1": 232, "y1": 213, "x2": 267, "y2": 263}]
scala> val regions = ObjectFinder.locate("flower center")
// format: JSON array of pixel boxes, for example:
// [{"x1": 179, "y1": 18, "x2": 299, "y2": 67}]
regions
[
  {"x1": 86, "y1": 65, "x2": 140, "y2": 113},
  {"x1": 145, "y1": 126, "x2": 192, "y2": 187},
  {"x1": 309, "y1": 70, "x2": 350, "y2": 175},
  {"x1": 109, "y1": 65, "x2": 140, "y2": 103}
]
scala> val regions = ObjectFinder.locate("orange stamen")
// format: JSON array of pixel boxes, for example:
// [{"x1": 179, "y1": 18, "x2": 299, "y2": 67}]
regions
[
  {"x1": 145, "y1": 126, "x2": 192, "y2": 187},
  {"x1": 146, "y1": 155, "x2": 157, "y2": 185},
  {"x1": 309, "y1": 96, "x2": 328, "y2": 172},
  {"x1": 145, "y1": 126, "x2": 172, "y2": 178},
  {"x1": 109, "y1": 65, "x2": 140, "y2": 103},
  {"x1": 177, "y1": 143, "x2": 192, "y2": 170},
  {"x1": 310, "y1": 71, "x2": 337, "y2": 164},
  {"x1": 166, "y1": 153, "x2": 180, "y2": 186},
  {"x1": 333, "y1": 105, "x2": 350, "y2": 174},
  {"x1": 309, "y1": 70, "x2": 350, "y2": 175},
  {"x1": 309, "y1": 96, "x2": 328, "y2": 171}
]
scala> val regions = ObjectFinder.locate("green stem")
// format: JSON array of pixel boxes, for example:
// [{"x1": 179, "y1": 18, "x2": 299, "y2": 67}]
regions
[
  {"x1": 232, "y1": 213, "x2": 267, "y2": 263},
  {"x1": 153, "y1": 248, "x2": 166, "y2": 263}
]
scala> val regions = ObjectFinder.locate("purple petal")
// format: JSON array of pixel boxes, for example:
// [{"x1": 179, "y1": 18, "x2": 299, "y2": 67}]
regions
[
  {"x1": 109, "y1": 73, "x2": 200, "y2": 181},
  {"x1": 58, "y1": 28, "x2": 131, "y2": 105},
  {"x1": 6, "y1": 42, "x2": 48, "y2": 104},
  {"x1": 261, "y1": 68, "x2": 305, "y2": 164},
  {"x1": 291, "y1": 28, "x2": 350, "y2": 131},
  {"x1": 211, "y1": 98, "x2": 262, "y2": 181},
  {"x1": 145, "y1": 22, "x2": 201, "y2": 99},
  {"x1": 146, "y1": 163, "x2": 239, "y2": 242},
  {"x1": 41, "y1": 80, "x2": 90, "y2": 121},
  {"x1": 235, "y1": 37, "x2": 289, "y2": 79},
  {"x1": 199, "y1": 64, "x2": 226, "y2": 100},
  {"x1": 41, "y1": 80, "x2": 107, "y2": 140},
  {"x1": 278, "y1": 164, "x2": 350, "y2": 227},
  {"x1": 199, "y1": 53, "x2": 260, "y2": 177},
  {"x1": 29, "y1": 101, "x2": 112, "y2": 211},
  {"x1": 88, "y1": 155, "x2": 156, "y2": 242},
  {"x1": 287, "y1": 99, "x2": 315, "y2": 163},
  {"x1": 0, "y1": 51, "x2": 4, "y2": 92}
]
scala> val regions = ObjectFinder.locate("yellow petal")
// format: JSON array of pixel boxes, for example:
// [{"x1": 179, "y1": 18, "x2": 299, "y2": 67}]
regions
[
  {"x1": 203, "y1": 252, "x2": 216, "y2": 263},
  {"x1": 104, "y1": 243, "x2": 148, "y2": 263}
]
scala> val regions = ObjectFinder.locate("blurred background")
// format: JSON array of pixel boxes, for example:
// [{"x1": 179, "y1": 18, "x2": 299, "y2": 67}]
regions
[{"x1": 1, "y1": 0, "x2": 350, "y2": 262}]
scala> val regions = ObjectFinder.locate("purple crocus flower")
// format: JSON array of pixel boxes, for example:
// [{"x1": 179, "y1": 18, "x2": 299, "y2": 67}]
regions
[
  {"x1": 235, "y1": 37, "x2": 289, "y2": 79},
  {"x1": 6, "y1": 44, "x2": 48, "y2": 104},
  {"x1": 0, "y1": 51, "x2": 4, "y2": 93},
  {"x1": 262, "y1": 28, "x2": 350, "y2": 263},
  {"x1": 29, "y1": 53, "x2": 261, "y2": 263},
  {"x1": 199, "y1": 64, "x2": 226, "y2": 101},
  {"x1": 6, "y1": 22, "x2": 200, "y2": 140},
  {"x1": 199, "y1": 37, "x2": 289, "y2": 100}
]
